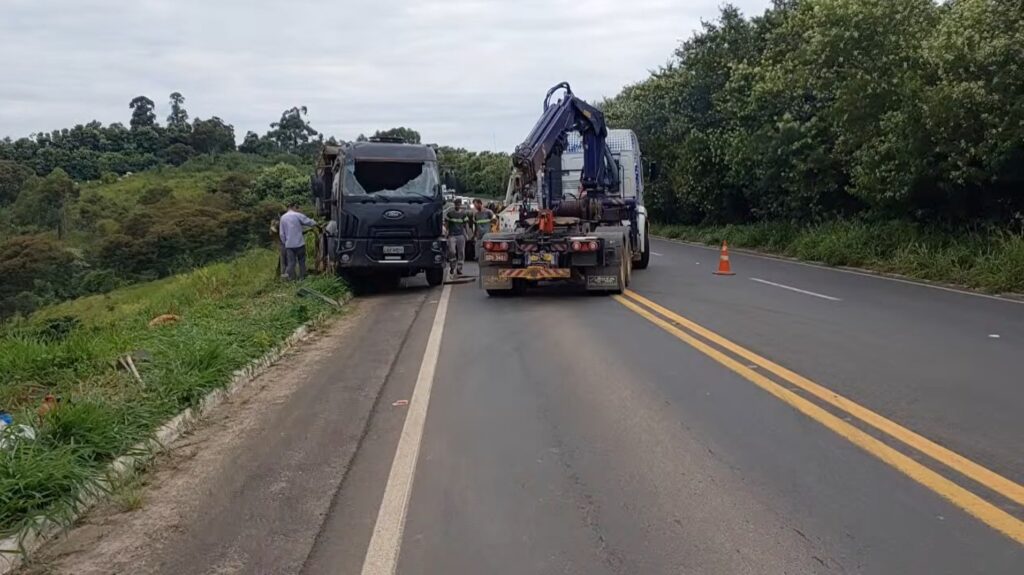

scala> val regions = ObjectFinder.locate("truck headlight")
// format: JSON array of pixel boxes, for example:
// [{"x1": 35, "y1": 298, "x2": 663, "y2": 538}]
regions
[{"x1": 343, "y1": 240, "x2": 355, "y2": 250}]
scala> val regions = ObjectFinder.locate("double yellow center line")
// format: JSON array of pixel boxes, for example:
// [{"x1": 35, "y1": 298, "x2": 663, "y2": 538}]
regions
[{"x1": 614, "y1": 289, "x2": 1024, "y2": 545}]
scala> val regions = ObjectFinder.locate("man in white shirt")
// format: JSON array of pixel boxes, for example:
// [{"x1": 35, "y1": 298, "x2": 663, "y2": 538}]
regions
[{"x1": 279, "y1": 202, "x2": 317, "y2": 280}]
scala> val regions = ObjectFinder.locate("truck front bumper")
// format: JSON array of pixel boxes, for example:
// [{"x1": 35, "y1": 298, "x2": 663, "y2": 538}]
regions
[{"x1": 334, "y1": 238, "x2": 445, "y2": 272}]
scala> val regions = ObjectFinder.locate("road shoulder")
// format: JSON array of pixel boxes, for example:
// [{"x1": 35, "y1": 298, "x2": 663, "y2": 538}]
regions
[{"x1": 19, "y1": 292, "x2": 430, "y2": 575}]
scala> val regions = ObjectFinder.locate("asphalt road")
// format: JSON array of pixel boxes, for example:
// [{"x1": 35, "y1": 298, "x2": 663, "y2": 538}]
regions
[
  {"x1": 31, "y1": 238, "x2": 1024, "y2": 574},
  {"x1": 309, "y1": 238, "x2": 1023, "y2": 574}
]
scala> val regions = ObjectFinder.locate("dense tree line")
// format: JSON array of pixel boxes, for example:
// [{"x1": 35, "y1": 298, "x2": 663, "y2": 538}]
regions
[
  {"x1": 0, "y1": 93, "x2": 323, "y2": 183},
  {"x1": 436, "y1": 147, "x2": 510, "y2": 198},
  {"x1": 602, "y1": 0, "x2": 1024, "y2": 228}
]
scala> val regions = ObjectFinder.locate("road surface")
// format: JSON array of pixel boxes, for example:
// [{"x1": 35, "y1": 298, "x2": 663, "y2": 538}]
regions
[{"x1": 29, "y1": 238, "x2": 1024, "y2": 574}]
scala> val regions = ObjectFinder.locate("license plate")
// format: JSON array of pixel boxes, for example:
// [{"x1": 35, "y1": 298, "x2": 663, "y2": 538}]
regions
[
  {"x1": 383, "y1": 245, "x2": 404, "y2": 255},
  {"x1": 484, "y1": 252, "x2": 509, "y2": 262},
  {"x1": 527, "y1": 252, "x2": 554, "y2": 265}
]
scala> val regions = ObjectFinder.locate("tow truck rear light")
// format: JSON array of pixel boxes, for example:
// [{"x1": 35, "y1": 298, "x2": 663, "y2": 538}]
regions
[
  {"x1": 483, "y1": 240, "x2": 509, "y2": 252},
  {"x1": 570, "y1": 239, "x2": 600, "y2": 252}
]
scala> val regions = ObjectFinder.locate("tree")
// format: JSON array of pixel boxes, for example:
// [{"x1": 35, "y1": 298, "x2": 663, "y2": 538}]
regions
[
  {"x1": 190, "y1": 117, "x2": 236, "y2": 154},
  {"x1": 212, "y1": 172, "x2": 253, "y2": 204},
  {"x1": 11, "y1": 168, "x2": 78, "y2": 238},
  {"x1": 161, "y1": 143, "x2": 196, "y2": 166},
  {"x1": 372, "y1": 127, "x2": 421, "y2": 144},
  {"x1": 239, "y1": 131, "x2": 261, "y2": 154},
  {"x1": 129, "y1": 96, "x2": 157, "y2": 130},
  {"x1": 130, "y1": 126, "x2": 163, "y2": 154},
  {"x1": 267, "y1": 106, "x2": 319, "y2": 153},
  {"x1": 246, "y1": 163, "x2": 309, "y2": 205},
  {"x1": 0, "y1": 234, "x2": 77, "y2": 319},
  {"x1": 167, "y1": 92, "x2": 190, "y2": 131},
  {"x1": 436, "y1": 147, "x2": 510, "y2": 198},
  {"x1": 0, "y1": 159, "x2": 34, "y2": 205}
]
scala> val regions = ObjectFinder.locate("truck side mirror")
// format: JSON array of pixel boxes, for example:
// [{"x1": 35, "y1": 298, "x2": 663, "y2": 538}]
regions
[{"x1": 649, "y1": 161, "x2": 660, "y2": 182}]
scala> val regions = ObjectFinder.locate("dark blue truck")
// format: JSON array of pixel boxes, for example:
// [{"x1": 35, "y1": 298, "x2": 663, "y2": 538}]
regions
[{"x1": 311, "y1": 139, "x2": 446, "y2": 289}]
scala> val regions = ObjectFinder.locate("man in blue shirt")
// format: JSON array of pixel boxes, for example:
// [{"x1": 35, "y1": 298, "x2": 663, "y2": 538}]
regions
[{"x1": 279, "y1": 202, "x2": 317, "y2": 280}]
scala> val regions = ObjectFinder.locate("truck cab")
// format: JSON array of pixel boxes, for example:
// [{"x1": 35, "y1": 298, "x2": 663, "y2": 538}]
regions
[{"x1": 312, "y1": 140, "x2": 447, "y2": 288}]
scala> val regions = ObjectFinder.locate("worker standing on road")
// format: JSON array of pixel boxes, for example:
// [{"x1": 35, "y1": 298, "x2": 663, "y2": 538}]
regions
[
  {"x1": 444, "y1": 197, "x2": 472, "y2": 276},
  {"x1": 279, "y1": 202, "x2": 317, "y2": 280},
  {"x1": 472, "y1": 198, "x2": 497, "y2": 239}
]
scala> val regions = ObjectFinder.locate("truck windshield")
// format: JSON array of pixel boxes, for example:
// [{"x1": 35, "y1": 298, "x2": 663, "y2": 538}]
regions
[{"x1": 344, "y1": 160, "x2": 439, "y2": 200}]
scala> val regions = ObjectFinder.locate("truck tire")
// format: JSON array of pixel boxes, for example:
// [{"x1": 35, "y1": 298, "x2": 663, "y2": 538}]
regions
[
  {"x1": 635, "y1": 224, "x2": 651, "y2": 270},
  {"x1": 425, "y1": 267, "x2": 444, "y2": 287}
]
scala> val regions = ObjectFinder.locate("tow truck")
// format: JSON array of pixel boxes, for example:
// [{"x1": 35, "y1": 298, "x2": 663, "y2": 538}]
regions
[{"x1": 479, "y1": 82, "x2": 650, "y2": 296}]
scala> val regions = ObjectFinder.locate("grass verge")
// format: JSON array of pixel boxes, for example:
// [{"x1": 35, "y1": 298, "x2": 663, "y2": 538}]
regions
[
  {"x1": 0, "y1": 248, "x2": 347, "y2": 537},
  {"x1": 653, "y1": 221, "x2": 1024, "y2": 294}
]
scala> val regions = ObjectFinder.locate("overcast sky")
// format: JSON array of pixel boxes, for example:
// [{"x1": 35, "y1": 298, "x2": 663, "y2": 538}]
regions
[{"x1": 1, "y1": 0, "x2": 770, "y2": 151}]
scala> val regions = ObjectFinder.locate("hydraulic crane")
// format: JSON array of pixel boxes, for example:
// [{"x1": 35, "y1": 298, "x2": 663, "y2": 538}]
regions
[
  {"x1": 478, "y1": 82, "x2": 642, "y2": 295},
  {"x1": 508, "y1": 82, "x2": 633, "y2": 233}
]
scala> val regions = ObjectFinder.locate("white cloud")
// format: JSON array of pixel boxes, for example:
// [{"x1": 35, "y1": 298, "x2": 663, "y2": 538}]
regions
[{"x1": 0, "y1": 0, "x2": 771, "y2": 150}]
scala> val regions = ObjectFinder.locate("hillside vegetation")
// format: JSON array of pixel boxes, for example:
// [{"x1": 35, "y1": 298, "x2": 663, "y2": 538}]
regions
[
  {"x1": 603, "y1": 0, "x2": 1023, "y2": 289},
  {"x1": 0, "y1": 249, "x2": 347, "y2": 535}
]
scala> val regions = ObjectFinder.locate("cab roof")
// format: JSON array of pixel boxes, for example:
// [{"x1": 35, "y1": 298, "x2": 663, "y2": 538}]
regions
[{"x1": 346, "y1": 141, "x2": 437, "y2": 162}]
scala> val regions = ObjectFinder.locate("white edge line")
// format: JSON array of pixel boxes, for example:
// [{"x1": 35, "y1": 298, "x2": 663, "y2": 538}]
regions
[
  {"x1": 652, "y1": 236, "x2": 1024, "y2": 305},
  {"x1": 361, "y1": 284, "x2": 451, "y2": 575},
  {"x1": 750, "y1": 277, "x2": 841, "y2": 301}
]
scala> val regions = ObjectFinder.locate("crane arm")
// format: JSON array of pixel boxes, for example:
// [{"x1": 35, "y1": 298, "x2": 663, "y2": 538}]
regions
[{"x1": 510, "y1": 82, "x2": 619, "y2": 206}]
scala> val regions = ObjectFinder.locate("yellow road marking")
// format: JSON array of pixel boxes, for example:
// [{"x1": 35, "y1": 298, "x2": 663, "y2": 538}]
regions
[
  {"x1": 624, "y1": 289, "x2": 1024, "y2": 509},
  {"x1": 614, "y1": 294, "x2": 1024, "y2": 545}
]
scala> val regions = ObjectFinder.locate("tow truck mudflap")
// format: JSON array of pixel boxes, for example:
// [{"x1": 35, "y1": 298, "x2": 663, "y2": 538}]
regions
[
  {"x1": 498, "y1": 267, "x2": 571, "y2": 280},
  {"x1": 480, "y1": 268, "x2": 512, "y2": 290},
  {"x1": 585, "y1": 265, "x2": 622, "y2": 291}
]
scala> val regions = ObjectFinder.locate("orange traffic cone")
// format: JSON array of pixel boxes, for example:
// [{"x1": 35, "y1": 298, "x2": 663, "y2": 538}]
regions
[{"x1": 713, "y1": 241, "x2": 735, "y2": 275}]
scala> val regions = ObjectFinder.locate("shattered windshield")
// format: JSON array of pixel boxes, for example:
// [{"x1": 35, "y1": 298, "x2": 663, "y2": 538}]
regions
[{"x1": 343, "y1": 160, "x2": 439, "y2": 199}]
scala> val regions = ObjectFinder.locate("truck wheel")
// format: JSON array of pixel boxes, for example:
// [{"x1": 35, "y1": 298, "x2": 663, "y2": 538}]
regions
[
  {"x1": 635, "y1": 224, "x2": 651, "y2": 270},
  {"x1": 425, "y1": 267, "x2": 444, "y2": 287}
]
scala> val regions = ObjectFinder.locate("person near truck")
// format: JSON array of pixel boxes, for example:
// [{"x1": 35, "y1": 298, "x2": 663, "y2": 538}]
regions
[
  {"x1": 472, "y1": 198, "x2": 497, "y2": 239},
  {"x1": 444, "y1": 197, "x2": 472, "y2": 276},
  {"x1": 279, "y1": 202, "x2": 317, "y2": 280}
]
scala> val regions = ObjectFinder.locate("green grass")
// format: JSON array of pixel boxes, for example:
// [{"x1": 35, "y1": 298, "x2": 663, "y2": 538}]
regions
[
  {"x1": 653, "y1": 221, "x2": 1024, "y2": 293},
  {"x1": 0, "y1": 248, "x2": 347, "y2": 536}
]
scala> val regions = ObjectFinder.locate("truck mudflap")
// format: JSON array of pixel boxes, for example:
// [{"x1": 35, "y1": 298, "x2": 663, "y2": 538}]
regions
[
  {"x1": 480, "y1": 267, "x2": 513, "y2": 290},
  {"x1": 585, "y1": 268, "x2": 621, "y2": 290},
  {"x1": 498, "y1": 267, "x2": 571, "y2": 280}
]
